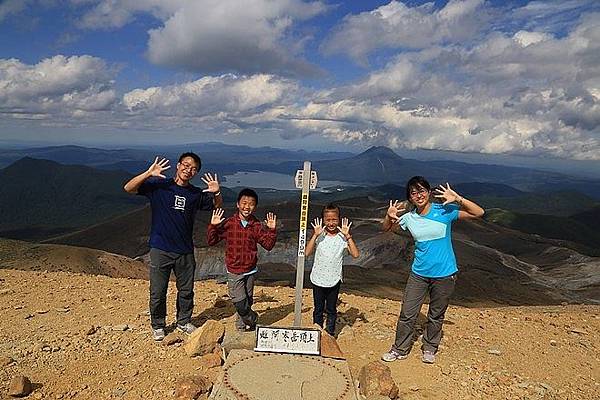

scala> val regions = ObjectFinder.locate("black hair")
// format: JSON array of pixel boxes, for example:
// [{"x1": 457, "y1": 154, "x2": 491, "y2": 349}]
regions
[
  {"x1": 406, "y1": 176, "x2": 431, "y2": 204},
  {"x1": 178, "y1": 152, "x2": 201, "y2": 169},
  {"x1": 321, "y1": 203, "x2": 340, "y2": 219},
  {"x1": 237, "y1": 188, "x2": 258, "y2": 204}
]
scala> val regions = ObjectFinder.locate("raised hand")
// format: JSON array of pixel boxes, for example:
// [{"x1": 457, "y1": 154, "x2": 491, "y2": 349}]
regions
[
  {"x1": 311, "y1": 217, "x2": 324, "y2": 236},
  {"x1": 386, "y1": 200, "x2": 406, "y2": 222},
  {"x1": 433, "y1": 183, "x2": 460, "y2": 205},
  {"x1": 211, "y1": 208, "x2": 225, "y2": 225},
  {"x1": 337, "y1": 217, "x2": 353, "y2": 238},
  {"x1": 147, "y1": 157, "x2": 170, "y2": 178},
  {"x1": 201, "y1": 172, "x2": 220, "y2": 193},
  {"x1": 265, "y1": 212, "x2": 277, "y2": 230}
]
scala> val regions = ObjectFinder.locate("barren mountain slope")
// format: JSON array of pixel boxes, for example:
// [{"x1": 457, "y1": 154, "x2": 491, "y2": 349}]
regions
[{"x1": 1, "y1": 268, "x2": 598, "y2": 400}]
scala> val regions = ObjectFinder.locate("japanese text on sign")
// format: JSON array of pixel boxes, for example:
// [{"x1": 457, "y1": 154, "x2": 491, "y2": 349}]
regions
[{"x1": 254, "y1": 326, "x2": 320, "y2": 355}]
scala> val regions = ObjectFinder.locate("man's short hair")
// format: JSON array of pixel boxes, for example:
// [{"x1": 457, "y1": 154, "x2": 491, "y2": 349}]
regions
[
  {"x1": 178, "y1": 152, "x2": 201, "y2": 169},
  {"x1": 237, "y1": 188, "x2": 258, "y2": 204}
]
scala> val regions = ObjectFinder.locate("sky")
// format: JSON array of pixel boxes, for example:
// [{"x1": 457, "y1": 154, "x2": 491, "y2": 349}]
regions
[{"x1": 0, "y1": 0, "x2": 599, "y2": 160}]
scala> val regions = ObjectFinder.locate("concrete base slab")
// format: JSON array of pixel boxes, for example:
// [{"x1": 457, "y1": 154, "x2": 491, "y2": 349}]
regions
[{"x1": 209, "y1": 349, "x2": 358, "y2": 400}]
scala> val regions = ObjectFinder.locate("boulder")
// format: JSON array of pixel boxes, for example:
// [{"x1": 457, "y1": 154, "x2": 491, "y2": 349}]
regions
[
  {"x1": 163, "y1": 331, "x2": 184, "y2": 346},
  {"x1": 358, "y1": 361, "x2": 399, "y2": 399},
  {"x1": 174, "y1": 375, "x2": 213, "y2": 399},
  {"x1": 315, "y1": 326, "x2": 345, "y2": 359},
  {"x1": 184, "y1": 320, "x2": 225, "y2": 357},
  {"x1": 199, "y1": 352, "x2": 222, "y2": 368},
  {"x1": 8, "y1": 375, "x2": 33, "y2": 397}
]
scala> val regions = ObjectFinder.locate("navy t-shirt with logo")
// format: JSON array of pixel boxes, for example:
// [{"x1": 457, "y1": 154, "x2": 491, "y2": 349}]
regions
[{"x1": 138, "y1": 177, "x2": 213, "y2": 254}]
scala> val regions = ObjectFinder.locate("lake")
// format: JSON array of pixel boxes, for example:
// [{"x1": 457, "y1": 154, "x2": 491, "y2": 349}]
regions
[{"x1": 222, "y1": 171, "x2": 355, "y2": 191}]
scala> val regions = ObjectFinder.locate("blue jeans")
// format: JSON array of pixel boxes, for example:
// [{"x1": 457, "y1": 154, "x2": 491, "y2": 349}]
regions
[{"x1": 392, "y1": 272, "x2": 456, "y2": 354}]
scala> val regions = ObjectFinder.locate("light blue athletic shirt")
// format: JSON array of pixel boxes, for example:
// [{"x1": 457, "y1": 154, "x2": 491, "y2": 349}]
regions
[
  {"x1": 399, "y1": 202, "x2": 460, "y2": 278},
  {"x1": 310, "y1": 232, "x2": 348, "y2": 287}
]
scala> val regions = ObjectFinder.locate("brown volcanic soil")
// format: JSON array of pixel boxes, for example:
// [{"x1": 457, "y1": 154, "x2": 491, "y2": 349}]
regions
[
  {"x1": 1, "y1": 268, "x2": 599, "y2": 400},
  {"x1": 0, "y1": 239, "x2": 147, "y2": 279}
]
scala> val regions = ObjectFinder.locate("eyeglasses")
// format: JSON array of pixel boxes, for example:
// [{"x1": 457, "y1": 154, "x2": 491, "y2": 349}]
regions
[
  {"x1": 179, "y1": 162, "x2": 198, "y2": 173},
  {"x1": 409, "y1": 189, "x2": 429, "y2": 198}
]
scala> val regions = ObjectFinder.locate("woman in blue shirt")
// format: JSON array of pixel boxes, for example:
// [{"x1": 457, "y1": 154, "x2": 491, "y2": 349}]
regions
[{"x1": 381, "y1": 176, "x2": 484, "y2": 364}]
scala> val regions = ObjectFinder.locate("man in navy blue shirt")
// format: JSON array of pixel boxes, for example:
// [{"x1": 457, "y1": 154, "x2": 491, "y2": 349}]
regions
[{"x1": 124, "y1": 152, "x2": 223, "y2": 341}]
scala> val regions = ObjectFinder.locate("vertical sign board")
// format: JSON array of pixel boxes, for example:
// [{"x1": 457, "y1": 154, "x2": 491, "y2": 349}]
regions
[{"x1": 293, "y1": 162, "x2": 317, "y2": 327}]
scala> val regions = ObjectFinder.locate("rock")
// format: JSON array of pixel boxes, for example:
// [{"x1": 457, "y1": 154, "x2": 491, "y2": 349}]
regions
[
  {"x1": 86, "y1": 326, "x2": 98, "y2": 336},
  {"x1": 550, "y1": 340, "x2": 557, "y2": 346},
  {"x1": 338, "y1": 326, "x2": 355, "y2": 339},
  {"x1": 0, "y1": 288, "x2": 13, "y2": 295},
  {"x1": 8, "y1": 375, "x2": 33, "y2": 397},
  {"x1": 221, "y1": 329, "x2": 255, "y2": 355},
  {"x1": 569, "y1": 328, "x2": 588, "y2": 335},
  {"x1": 174, "y1": 375, "x2": 213, "y2": 399},
  {"x1": 213, "y1": 298, "x2": 229, "y2": 308},
  {"x1": 0, "y1": 355, "x2": 15, "y2": 367},
  {"x1": 199, "y1": 352, "x2": 222, "y2": 368},
  {"x1": 358, "y1": 361, "x2": 399, "y2": 399},
  {"x1": 184, "y1": 320, "x2": 225, "y2": 357},
  {"x1": 54, "y1": 307, "x2": 70, "y2": 313},
  {"x1": 112, "y1": 324, "x2": 129, "y2": 331},
  {"x1": 163, "y1": 331, "x2": 184, "y2": 346},
  {"x1": 487, "y1": 349, "x2": 502, "y2": 356},
  {"x1": 112, "y1": 388, "x2": 126, "y2": 397},
  {"x1": 35, "y1": 309, "x2": 49, "y2": 314},
  {"x1": 313, "y1": 326, "x2": 345, "y2": 359},
  {"x1": 33, "y1": 343, "x2": 47, "y2": 352}
]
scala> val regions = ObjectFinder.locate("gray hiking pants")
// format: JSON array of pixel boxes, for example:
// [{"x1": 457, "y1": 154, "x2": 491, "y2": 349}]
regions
[
  {"x1": 392, "y1": 272, "x2": 456, "y2": 354},
  {"x1": 149, "y1": 248, "x2": 196, "y2": 329},
  {"x1": 227, "y1": 271, "x2": 257, "y2": 329}
]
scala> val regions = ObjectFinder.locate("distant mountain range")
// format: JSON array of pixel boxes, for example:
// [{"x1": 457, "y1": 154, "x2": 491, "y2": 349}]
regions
[
  {"x1": 1, "y1": 144, "x2": 600, "y2": 248},
  {"x1": 3, "y1": 143, "x2": 600, "y2": 199},
  {"x1": 0, "y1": 157, "x2": 145, "y2": 240}
]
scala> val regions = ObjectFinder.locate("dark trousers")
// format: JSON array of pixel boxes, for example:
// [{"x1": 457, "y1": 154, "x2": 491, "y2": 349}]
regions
[
  {"x1": 227, "y1": 272, "x2": 257, "y2": 328},
  {"x1": 149, "y1": 248, "x2": 196, "y2": 329},
  {"x1": 392, "y1": 272, "x2": 456, "y2": 354},
  {"x1": 312, "y1": 281, "x2": 341, "y2": 336}
]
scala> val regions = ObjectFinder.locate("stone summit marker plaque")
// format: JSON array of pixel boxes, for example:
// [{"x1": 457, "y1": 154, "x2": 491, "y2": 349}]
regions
[{"x1": 209, "y1": 350, "x2": 358, "y2": 400}]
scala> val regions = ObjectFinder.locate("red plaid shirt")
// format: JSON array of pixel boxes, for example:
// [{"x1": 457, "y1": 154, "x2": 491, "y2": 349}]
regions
[{"x1": 206, "y1": 212, "x2": 277, "y2": 274}]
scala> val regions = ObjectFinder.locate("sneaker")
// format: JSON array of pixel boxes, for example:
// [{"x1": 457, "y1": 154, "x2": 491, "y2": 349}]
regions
[
  {"x1": 176, "y1": 322, "x2": 197, "y2": 334},
  {"x1": 422, "y1": 350, "x2": 435, "y2": 364},
  {"x1": 152, "y1": 328, "x2": 165, "y2": 341},
  {"x1": 381, "y1": 348, "x2": 408, "y2": 362}
]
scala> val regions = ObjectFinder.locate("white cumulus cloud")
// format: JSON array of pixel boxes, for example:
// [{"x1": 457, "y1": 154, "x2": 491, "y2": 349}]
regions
[
  {"x1": 321, "y1": 0, "x2": 489, "y2": 64},
  {"x1": 0, "y1": 55, "x2": 117, "y2": 116},
  {"x1": 146, "y1": 0, "x2": 328, "y2": 76}
]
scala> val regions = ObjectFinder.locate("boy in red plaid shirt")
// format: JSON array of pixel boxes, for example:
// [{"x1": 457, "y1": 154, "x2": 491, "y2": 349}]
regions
[{"x1": 207, "y1": 188, "x2": 277, "y2": 331}]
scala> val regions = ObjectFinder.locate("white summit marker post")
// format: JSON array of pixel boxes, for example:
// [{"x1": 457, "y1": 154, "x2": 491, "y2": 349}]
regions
[{"x1": 293, "y1": 161, "x2": 317, "y2": 327}]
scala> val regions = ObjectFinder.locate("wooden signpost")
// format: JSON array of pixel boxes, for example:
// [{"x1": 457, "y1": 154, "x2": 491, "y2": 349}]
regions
[{"x1": 293, "y1": 161, "x2": 317, "y2": 327}]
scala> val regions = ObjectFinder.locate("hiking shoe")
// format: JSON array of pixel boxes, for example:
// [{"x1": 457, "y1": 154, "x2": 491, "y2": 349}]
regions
[
  {"x1": 422, "y1": 350, "x2": 435, "y2": 364},
  {"x1": 152, "y1": 328, "x2": 165, "y2": 341},
  {"x1": 176, "y1": 322, "x2": 197, "y2": 334},
  {"x1": 381, "y1": 348, "x2": 408, "y2": 362}
]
